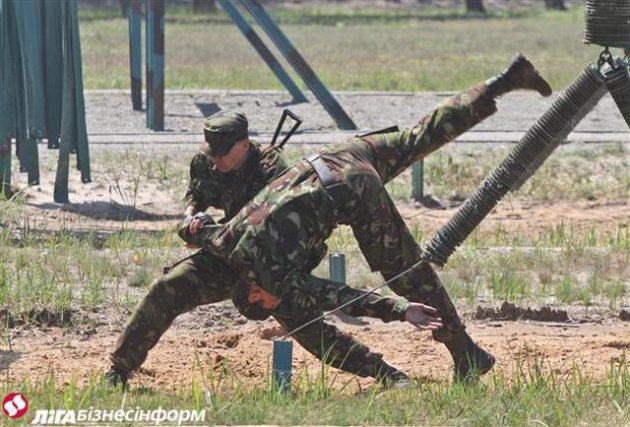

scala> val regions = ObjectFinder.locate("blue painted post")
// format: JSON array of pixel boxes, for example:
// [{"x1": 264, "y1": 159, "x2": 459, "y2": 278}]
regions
[
  {"x1": 329, "y1": 253, "x2": 346, "y2": 284},
  {"x1": 128, "y1": 0, "x2": 142, "y2": 111},
  {"x1": 145, "y1": 0, "x2": 153, "y2": 128},
  {"x1": 272, "y1": 340, "x2": 292, "y2": 395},
  {"x1": 217, "y1": 0, "x2": 306, "y2": 103},
  {"x1": 67, "y1": 0, "x2": 91, "y2": 185},
  {"x1": 153, "y1": 0, "x2": 164, "y2": 131},
  {"x1": 146, "y1": 0, "x2": 165, "y2": 131},
  {"x1": 412, "y1": 160, "x2": 424, "y2": 201},
  {"x1": 239, "y1": 0, "x2": 356, "y2": 130},
  {"x1": 0, "y1": 139, "x2": 11, "y2": 197}
]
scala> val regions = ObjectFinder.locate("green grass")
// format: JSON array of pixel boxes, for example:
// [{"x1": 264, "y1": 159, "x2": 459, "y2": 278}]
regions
[
  {"x1": 2, "y1": 141, "x2": 628, "y2": 319},
  {"x1": 78, "y1": 6, "x2": 607, "y2": 91},
  {"x1": 2, "y1": 358, "x2": 630, "y2": 426},
  {"x1": 66, "y1": 142, "x2": 630, "y2": 215},
  {"x1": 422, "y1": 142, "x2": 630, "y2": 202}
]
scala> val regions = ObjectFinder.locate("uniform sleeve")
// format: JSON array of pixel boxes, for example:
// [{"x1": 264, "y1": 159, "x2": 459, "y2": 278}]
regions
[
  {"x1": 256, "y1": 146, "x2": 289, "y2": 189},
  {"x1": 272, "y1": 310, "x2": 397, "y2": 379},
  {"x1": 280, "y1": 274, "x2": 409, "y2": 323},
  {"x1": 183, "y1": 153, "x2": 220, "y2": 213}
]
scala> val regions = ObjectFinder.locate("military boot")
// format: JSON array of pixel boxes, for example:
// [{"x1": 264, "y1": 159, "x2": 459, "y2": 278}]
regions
[
  {"x1": 104, "y1": 365, "x2": 130, "y2": 390},
  {"x1": 364, "y1": 352, "x2": 411, "y2": 389},
  {"x1": 445, "y1": 330, "x2": 495, "y2": 383},
  {"x1": 485, "y1": 52, "x2": 553, "y2": 98},
  {"x1": 377, "y1": 365, "x2": 411, "y2": 390},
  {"x1": 407, "y1": 263, "x2": 495, "y2": 382}
]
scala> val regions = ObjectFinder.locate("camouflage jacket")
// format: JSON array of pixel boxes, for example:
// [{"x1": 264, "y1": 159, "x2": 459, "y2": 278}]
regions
[
  {"x1": 184, "y1": 141, "x2": 288, "y2": 222},
  {"x1": 198, "y1": 84, "x2": 495, "y2": 318}
]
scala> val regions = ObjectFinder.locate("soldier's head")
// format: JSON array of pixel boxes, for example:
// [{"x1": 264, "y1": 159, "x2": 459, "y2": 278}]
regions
[
  {"x1": 202, "y1": 112, "x2": 251, "y2": 172},
  {"x1": 231, "y1": 281, "x2": 281, "y2": 321}
]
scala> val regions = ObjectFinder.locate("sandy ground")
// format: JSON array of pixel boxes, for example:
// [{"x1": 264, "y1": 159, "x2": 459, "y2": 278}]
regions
[
  {"x1": 4, "y1": 192, "x2": 629, "y2": 391},
  {"x1": 4, "y1": 316, "x2": 630, "y2": 392},
  {"x1": 2, "y1": 90, "x2": 629, "y2": 391}
]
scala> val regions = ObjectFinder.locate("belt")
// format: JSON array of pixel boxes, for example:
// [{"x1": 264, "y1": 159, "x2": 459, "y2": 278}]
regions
[
  {"x1": 305, "y1": 154, "x2": 337, "y2": 188},
  {"x1": 305, "y1": 153, "x2": 346, "y2": 214}
]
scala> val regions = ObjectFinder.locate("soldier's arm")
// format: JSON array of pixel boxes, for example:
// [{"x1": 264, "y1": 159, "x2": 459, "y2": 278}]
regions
[
  {"x1": 278, "y1": 276, "x2": 442, "y2": 330},
  {"x1": 181, "y1": 154, "x2": 224, "y2": 245},
  {"x1": 184, "y1": 153, "x2": 223, "y2": 219},
  {"x1": 279, "y1": 275, "x2": 441, "y2": 330},
  {"x1": 184, "y1": 154, "x2": 206, "y2": 213},
  {"x1": 281, "y1": 274, "x2": 409, "y2": 323}
]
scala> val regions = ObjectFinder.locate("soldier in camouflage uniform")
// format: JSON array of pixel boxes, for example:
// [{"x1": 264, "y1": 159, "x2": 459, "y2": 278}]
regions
[
  {"x1": 106, "y1": 112, "x2": 438, "y2": 389},
  {"x1": 105, "y1": 112, "x2": 288, "y2": 387},
  {"x1": 190, "y1": 54, "x2": 553, "y2": 382}
]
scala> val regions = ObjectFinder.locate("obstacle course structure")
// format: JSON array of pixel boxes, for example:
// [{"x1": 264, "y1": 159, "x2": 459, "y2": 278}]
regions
[
  {"x1": 128, "y1": 0, "x2": 356, "y2": 131},
  {"x1": 0, "y1": 0, "x2": 90, "y2": 203},
  {"x1": 425, "y1": 0, "x2": 630, "y2": 266}
]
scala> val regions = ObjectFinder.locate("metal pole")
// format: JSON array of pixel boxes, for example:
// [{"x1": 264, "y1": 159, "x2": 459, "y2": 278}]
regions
[
  {"x1": 128, "y1": 0, "x2": 142, "y2": 111},
  {"x1": 68, "y1": 0, "x2": 91, "y2": 185},
  {"x1": 217, "y1": 0, "x2": 306, "y2": 103},
  {"x1": 329, "y1": 253, "x2": 346, "y2": 284},
  {"x1": 272, "y1": 340, "x2": 292, "y2": 395},
  {"x1": 411, "y1": 160, "x2": 424, "y2": 201},
  {"x1": 239, "y1": 0, "x2": 356, "y2": 130},
  {"x1": 146, "y1": 0, "x2": 164, "y2": 131},
  {"x1": 152, "y1": 0, "x2": 164, "y2": 131},
  {"x1": 145, "y1": 0, "x2": 153, "y2": 128},
  {"x1": 0, "y1": 139, "x2": 11, "y2": 197}
]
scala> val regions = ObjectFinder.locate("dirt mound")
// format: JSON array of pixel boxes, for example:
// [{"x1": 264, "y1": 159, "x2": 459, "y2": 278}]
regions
[
  {"x1": 257, "y1": 326, "x2": 287, "y2": 341},
  {"x1": 0, "y1": 308, "x2": 75, "y2": 328},
  {"x1": 474, "y1": 301, "x2": 569, "y2": 322},
  {"x1": 604, "y1": 341, "x2": 630, "y2": 350},
  {"x1": 214, "y1": 333, "x2": 241, "y2": 349}
]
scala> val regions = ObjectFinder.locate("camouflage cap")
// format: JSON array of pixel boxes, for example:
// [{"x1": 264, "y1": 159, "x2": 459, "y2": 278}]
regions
[{"x1": 203, "y1": 112, "x2": 249, "y2": 157}]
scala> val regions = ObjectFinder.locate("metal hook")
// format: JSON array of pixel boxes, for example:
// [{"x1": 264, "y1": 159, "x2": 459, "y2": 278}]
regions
[{"x1": 597, "y1": 47, "x2": 615, "y2": 69}]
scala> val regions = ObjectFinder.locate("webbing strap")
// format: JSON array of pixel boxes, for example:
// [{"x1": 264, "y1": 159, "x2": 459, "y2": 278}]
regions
[{"x1": 305, "y1": 154, "x2": 337, "y2": 188}]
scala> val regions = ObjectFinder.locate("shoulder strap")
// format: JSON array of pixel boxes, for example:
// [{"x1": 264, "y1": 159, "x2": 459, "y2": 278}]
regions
[
  {"x1": 305, "y1": 154, "x2": 337, "y2": 188},
  {"x1": 357, "y1": 125, "x2": 400, "y2": 138}
]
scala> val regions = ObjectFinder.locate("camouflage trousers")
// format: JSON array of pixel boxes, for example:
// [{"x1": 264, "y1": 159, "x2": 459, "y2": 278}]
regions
[
  {"x1": 212, "y1": 84, "x2": 497, "y2": 343},
  {"x1": 110, "y1": 250, "x2": 401, "y2": 380},
  {"x1": 328, "y1": 85, "x2": 496, "y2": 341}
]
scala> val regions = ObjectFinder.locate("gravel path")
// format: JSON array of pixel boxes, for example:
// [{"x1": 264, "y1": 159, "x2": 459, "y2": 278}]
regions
[{"x1": 85, "y1": 90, "x2": 629, "y2": 144}]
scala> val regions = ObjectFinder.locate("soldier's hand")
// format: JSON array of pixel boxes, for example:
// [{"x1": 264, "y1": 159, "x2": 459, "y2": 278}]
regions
[
  {"x1": 189, "y1": 218, "x2": 201, "y2": 235},
  {"x1": 404, "y1": 303, "x2": 443, "y2": 331},
  {"x1": 177, "y1": 214, "x2": 195, "y2": 243},
  {"x1": 178, "y1": 212, "x2": 215, "y2": 242},
  {"x1": 190, "y1": 212, "x2": 215, "y2": 235}
]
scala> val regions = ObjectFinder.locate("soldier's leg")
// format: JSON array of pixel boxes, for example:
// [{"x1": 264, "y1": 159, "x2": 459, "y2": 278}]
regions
[
  {"x1": 364, "y1": 54, "x2": 551, "y2": 184},
  {"x1": 271, "y1": 308, "x2": 409, "y2": 388},
  {"x1": 109, "y1": 251, "x2": 235, "y2": 374},
  {"x1": 347, "y1": 174, "x2": 494, "y2": 380}
]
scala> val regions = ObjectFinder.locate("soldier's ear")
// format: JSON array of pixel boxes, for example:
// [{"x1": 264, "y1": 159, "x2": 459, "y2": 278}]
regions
[{"x1": 236, "y1": 139, "x2": 250, "y2": 153}]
